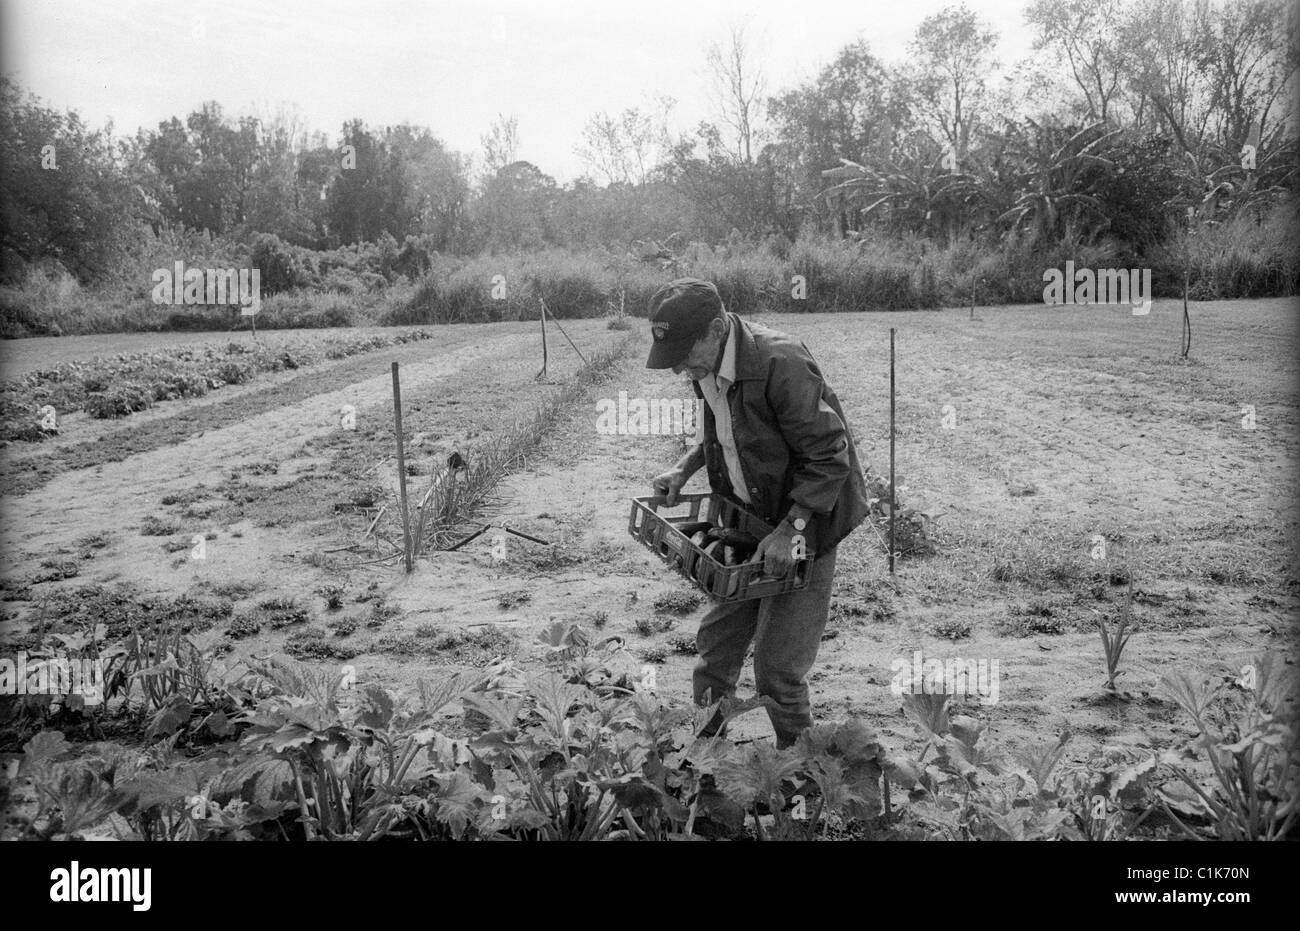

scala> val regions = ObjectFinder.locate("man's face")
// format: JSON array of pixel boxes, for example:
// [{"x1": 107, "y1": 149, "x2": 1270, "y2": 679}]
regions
[{"x1": 671, "y1": 316, "x2": 726, "y2": 382}]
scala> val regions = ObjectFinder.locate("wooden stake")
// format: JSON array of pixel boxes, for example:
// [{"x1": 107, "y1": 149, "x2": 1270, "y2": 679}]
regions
[
  {"x1": 889, "y1": 327, "x2": 896, "y2": 575},
  {"x1": 537, "y1": 298, "x2": 549, "y2": 381},
  {"x1": 392, "y1": 362, "x2": 413, "y2": 572},
  {"x1": 1182, "y1": 209, "x2": 1193, "y2": 359}
]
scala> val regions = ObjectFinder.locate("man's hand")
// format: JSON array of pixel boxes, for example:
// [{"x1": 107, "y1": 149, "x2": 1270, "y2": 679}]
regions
[
  {"x1": 754, "y1": 521, "x2": 799, "y2": 578},
  {"x1": 651, "y1": 467, "x2": 689, "y2": 506}
]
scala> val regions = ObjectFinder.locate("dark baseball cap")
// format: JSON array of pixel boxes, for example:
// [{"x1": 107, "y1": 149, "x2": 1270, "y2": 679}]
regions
[{"x1": 645, "y1": 278, "x2": 724, "y2": 369}]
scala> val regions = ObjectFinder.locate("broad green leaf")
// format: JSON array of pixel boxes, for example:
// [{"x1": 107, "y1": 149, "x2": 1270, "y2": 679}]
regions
[
  {"x1": 203, "y1": 710, "x2": 234, "y2": 737},
  {"x1": 463, "y1": 693, "x2": 524, "y2": 732},
  {"x1": 1160, "y1": 669, "x2": 1219, "y2": 724},
  {"x1": 146, "y1": 698, "x2": 193, "y2": 740},
  {"x1": 528, "y1": 673, "x2": 589, "y2": 738},
  {"x1": 416, "y1": 672, "x2": 473, "y2": 715},
  {"x1": 716, "y1": 744, "x2": 801, "y2": 808},
  {"x1": 883, "y1": 754, "x2": 924, "y2": 790},
  {"x1": 433, "y1": 771, "x2": 483, "y2": 839},
  {"x1": 1106, "y1": 754, "x2": 1158, "y2": 804},
  {"x1": 828, "y1": 720, "x2": 885, "y2": 766},
  {"x1": 902, "y1": 692, "x2": 951, "y2": 738},
  {"x1": 695, "y1": 787, "x2": 745, "y2": 829},
  {"x1": 23, "y1": 730, "x2": 71, "y2": 766},
  {"x1": 598, "y1": 774, "x2": 663, "y2": 813},
  {"x1": 949, "y1": 715, "x2": 984, "y2": 752}
]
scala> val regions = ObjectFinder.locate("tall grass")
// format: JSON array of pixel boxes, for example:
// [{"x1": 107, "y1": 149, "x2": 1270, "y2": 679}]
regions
[
  {"x1": 1148, "y1": 201, "x2": 1300, "y2": 299},
  {"x1": 787, "y1": 234, "x2": 939, "y2": 311},
  {"x1": 382, "y1": 250, "x2": 666, "y2": 325},
  {"x1": 928, "y1": 231, "x2": 1124, "y2": 306},
  {"x1": 385, "y1": 235, "x2": 946, "y2": 325},
  {"x1": 0, "y1": 264, "x2": 85, "y2": 336}
]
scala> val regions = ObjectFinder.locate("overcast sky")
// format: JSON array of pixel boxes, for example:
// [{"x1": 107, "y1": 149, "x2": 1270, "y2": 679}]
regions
[{"x1": 1, "y1": 0, "x2": 1039, "y2": 181}]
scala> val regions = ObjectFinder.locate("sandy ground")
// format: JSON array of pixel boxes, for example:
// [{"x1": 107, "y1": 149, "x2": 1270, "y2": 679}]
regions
[{"x1": 1, "y1": 301, "x2": 1296, "y2": 775}]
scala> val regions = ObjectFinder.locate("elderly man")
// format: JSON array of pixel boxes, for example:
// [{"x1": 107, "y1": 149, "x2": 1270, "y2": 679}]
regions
[{"x1": 647, "y1": 277, "x2": 870, "y2": 748}]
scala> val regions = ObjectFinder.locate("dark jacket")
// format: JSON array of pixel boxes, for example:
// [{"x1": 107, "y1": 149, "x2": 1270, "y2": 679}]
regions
[{"x1": 693, "y1": 312, "x2": 870, "y2": 554}]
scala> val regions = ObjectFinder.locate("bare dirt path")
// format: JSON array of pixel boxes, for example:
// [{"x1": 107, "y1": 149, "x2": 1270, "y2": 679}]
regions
[{"x1": 0, "y1": 329, "x2": 540, "y2": 593}]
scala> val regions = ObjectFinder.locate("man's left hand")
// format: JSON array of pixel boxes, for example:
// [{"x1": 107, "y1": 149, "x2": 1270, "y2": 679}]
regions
[{"x1": 755, "y1": 522, "x2": 799, "y2": 578}]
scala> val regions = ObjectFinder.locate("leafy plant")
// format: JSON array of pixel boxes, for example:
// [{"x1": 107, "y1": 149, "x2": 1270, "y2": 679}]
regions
[
  {"x1": 1155, "y1": 654, "x2": 1298, "y2": 841},
  {"x1": 993, "y1": 121, "x2": 1119, "y2": 248},
  {"x1": 820, "y1": 142, "x2": 985, "y2": 244},
  {"x1": 863, "y1": 471, "x2": 939, "y2": 558},
  {"x1": 1058, "y1": 751, "x2": 1160, "y2": 842},
  {"x1": 317, "y1": 584, "x2": 347, "y2": 610},
  {"x1": 99, "y1": 621, "x2": 241, "y2": 744},
  {"x1": 651, "y1": 591, "x2": 701, "y2": 615},
  {"x1": 15, "y1": 731, "x2": 133, "y2": 839}
]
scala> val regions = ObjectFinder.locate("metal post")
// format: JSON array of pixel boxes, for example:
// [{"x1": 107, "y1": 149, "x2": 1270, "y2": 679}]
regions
[
  {"x1": 1182, "y1": 210, "x2": 1193, "y2": 359},
  {"x1": 889, "y1": 327, "x2": 896, "y2": 575},
  {"x1": 392, "y1": 362, "x2": 413, "y2": 572},
  {"x1": 537, "y1": 298, "x2": 549, "y2": 380}
]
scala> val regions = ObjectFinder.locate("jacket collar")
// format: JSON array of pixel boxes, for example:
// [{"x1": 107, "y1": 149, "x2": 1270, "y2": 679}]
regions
[
  {"x1": 714, "y1": 316, "x2": 738, "y2": 385},
  {"x1": 727, "y1": 312, "x2": 766, "y2": 382}
]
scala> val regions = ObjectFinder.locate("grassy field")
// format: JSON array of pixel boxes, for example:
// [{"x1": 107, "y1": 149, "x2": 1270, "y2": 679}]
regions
[{"x1": 1, "y1": 297, "x2": 1295, "y2": 839}]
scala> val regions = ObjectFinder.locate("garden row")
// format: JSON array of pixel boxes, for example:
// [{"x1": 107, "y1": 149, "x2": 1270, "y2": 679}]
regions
[
  {"x1": 3, "y1": 613, "x2": 1292, "y2": 841},
  {"x1": 0, "y1": 329, "x2": 434, "y2": 442}
]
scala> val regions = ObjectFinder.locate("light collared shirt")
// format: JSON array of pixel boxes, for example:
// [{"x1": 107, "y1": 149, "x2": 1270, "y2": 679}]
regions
[{"x1": 695, "y1": 320, "x2": 752, "y2": 504}]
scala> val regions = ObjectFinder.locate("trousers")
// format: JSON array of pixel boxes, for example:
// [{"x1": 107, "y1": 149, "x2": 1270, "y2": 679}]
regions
[{"x1": 692, "y1": 546, "x2": 837, "y2": 748}]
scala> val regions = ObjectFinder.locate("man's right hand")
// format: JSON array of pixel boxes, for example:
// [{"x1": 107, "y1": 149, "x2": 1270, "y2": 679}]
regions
[{"x1": 651, "y1": 467, "x2": 688, "y2": 506}]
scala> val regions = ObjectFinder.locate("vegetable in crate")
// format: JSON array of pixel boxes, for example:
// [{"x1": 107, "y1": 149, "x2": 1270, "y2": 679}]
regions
[
  {"x1": 706, "y1": 527, "x2": 760, "y2": 564},
  {"x1": 675, "y1": 520, "x2": 713, "y2": 539}
]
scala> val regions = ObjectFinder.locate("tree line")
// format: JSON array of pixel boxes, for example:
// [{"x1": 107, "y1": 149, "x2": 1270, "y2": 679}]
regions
[{"x1": 1, "y1": 0, "x2": 1295, "y2": 289}]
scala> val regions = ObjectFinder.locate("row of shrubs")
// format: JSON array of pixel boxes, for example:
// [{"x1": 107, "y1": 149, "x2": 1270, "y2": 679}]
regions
[
  {"x1": 0, "y1": 227, "x2": 437, "y2": 337},
  {"x1": 0, "y1": 269, "x2": 408, "y2": 338},
  {"x1": 2, "y1": 203, "x2": 1295, "y2": 336},
  {"x1": 380, "y1": 236, "x2": 944, "y2": 326},
  {"x1": 242, "y1": 202, "x2": 1300, "y2": 323},
  {"x1": 384, "y1": 209, "x2": 1298, "y2": 326},
  {"x1": 248, "y1": 231, "x2": 437, "y2": 295},
  {"x1": 113, "y1": 227, "x2": 437, "y2": 299}
]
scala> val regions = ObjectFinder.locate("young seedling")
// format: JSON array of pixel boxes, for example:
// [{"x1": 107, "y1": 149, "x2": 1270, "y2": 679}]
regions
[
  {"x1": 1095, "y1": 597, "x2": 1133, "y2": 695},
  {"x1": 317, "y1": 583, "x2": 347, "y2": 611}
]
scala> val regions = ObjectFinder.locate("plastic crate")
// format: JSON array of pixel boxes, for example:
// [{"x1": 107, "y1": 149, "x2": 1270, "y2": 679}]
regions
[{"x1": 627, "y1": 493, "x2": 812, "y2": 603}]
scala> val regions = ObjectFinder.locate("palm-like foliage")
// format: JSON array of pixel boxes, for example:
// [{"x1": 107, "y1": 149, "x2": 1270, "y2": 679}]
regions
[
  {"x1": 1170, "y1": 128, "x2": 1298, "y2": 221},
  {"x1": 820, "y1": 139, "x2": 984, "y2": 242},
  {"x1": 994, "y1": 120, "x2": 1119, "y2": 247}
]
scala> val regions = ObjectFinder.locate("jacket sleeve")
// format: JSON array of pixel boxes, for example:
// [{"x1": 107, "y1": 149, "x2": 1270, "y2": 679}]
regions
[{"x1": 765, "y1": 346, "x2": 851, "y2": 516}]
